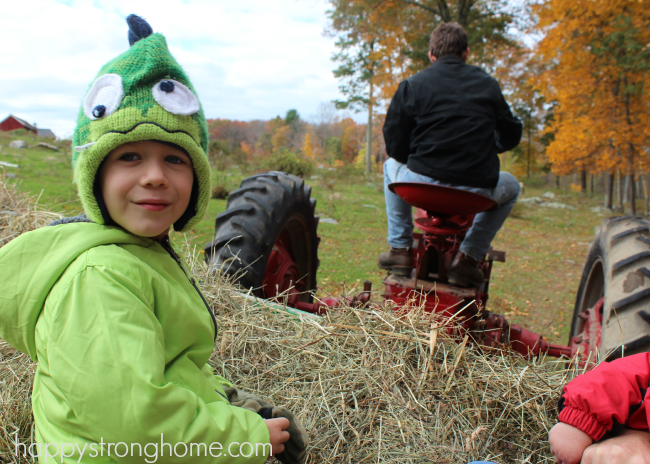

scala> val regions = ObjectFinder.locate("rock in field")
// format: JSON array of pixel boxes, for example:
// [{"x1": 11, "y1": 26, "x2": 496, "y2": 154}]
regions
[{"x1": 9, "y1": 140, "x2": 26, "y2": 149}]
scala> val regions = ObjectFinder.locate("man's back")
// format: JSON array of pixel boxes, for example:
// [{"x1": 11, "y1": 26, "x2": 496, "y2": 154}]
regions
[
  {"x1": 383, "y1": 54, "x2": 521, "y2": 189},
  {"x1": 379, "y1": 22, "x2": 522, "y2": 286}
]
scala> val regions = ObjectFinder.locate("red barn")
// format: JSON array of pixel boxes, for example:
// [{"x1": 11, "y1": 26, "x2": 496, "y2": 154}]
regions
[{"x1": 0, "y1": 114, "x2": 37, "y2": 133}]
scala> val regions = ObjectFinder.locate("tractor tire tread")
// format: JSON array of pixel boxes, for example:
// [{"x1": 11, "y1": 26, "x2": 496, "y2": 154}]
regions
[
  {"x1": 572, "y1": 216, "x2": 650, "y2": 357},
  {"x1": 640, "y1": 310, "x2": 650, "y2": 325},
  {"x1": 607, "y1": 335, "x2": 650, "y2": 361},
  {"x1": 205, "y1": 172, "x2": 319, "y2": 301},
  {"x1": 612, "y1": 251, "x2": 650, "y2": 272},
  {"x1": 612, "y1": 287, "x2": 650, "y2": 311},
  {"x1": 611, "y1": 226, "x2": 649, "y2": 243},
  {"x1": 608, "y1": 216, "x2": 646, "y2": 224},
  {"x1": 636, "y1": 235, "x2": 650, "y2": 247}
]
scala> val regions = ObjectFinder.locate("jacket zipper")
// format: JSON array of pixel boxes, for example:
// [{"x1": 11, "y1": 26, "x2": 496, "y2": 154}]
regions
[{"x1": 160, "y1": 236, "x2": 218, "y2": 341}]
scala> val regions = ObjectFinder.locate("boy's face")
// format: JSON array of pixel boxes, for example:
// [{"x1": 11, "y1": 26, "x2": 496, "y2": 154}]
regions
[{"x1": 98, "y1": 141, "x2": 194, "y2": 240}]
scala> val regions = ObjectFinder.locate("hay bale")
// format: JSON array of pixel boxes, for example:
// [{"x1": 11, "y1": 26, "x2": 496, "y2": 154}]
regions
[
  {"x1": 0, "y1": 184, "x2": 578, "y2": 463},
  {"x1": 0, "y1": 179, "x2": 61, "y2": 247},
  {"x1": 0, "y1": 343, "x2": 34, "y2": 463},
  {"x1": 201, "y1": 283, "x2": 573, "y2": 463}
]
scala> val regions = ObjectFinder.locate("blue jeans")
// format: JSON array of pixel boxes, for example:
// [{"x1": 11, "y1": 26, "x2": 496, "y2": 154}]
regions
[{"x1": 383, "y1": 158, "x2": 520, "y2": 261}]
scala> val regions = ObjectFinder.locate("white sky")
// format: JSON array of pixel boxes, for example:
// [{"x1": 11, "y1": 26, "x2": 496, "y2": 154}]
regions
[{"x1": 0, "y1": 0, "x2": 352, "y2": 138}]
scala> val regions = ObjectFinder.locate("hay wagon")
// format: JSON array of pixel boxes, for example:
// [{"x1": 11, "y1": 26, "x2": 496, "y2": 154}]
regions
[{"x1": 205, "y1": 172, "x2": 650, "y2": 362}]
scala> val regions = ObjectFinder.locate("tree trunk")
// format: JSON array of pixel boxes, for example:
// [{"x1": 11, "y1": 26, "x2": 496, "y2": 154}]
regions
[
  {"x1": 617, "y1": 170, "x2": 623, "y2": 210},
  {"x1": 580, "y1": 170, "x2": 587, "y2": 194},
  {"x1": 639, "y1": 174, "x2": 650, "y2": 216},
  {"x1": 365, "y1": 81, "x2": 373, "y2": 174},
  {"x1": 604, "y1": 172, "x2": 613, "y2": 210},
  {"x1": 555, "y1": 174, "x2": 560, "y2": 189},
  {"x1": 527, "y1": 109, "x2": 532, "y2": 179},
  {"x1": 628, "y1": 173, "x2": 636, "y2": 215}
]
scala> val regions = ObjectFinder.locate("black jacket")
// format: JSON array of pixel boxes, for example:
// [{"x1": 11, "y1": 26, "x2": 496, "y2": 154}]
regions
[{"x1": 382, "y1": 54, "x2": 522, "y2": 188}]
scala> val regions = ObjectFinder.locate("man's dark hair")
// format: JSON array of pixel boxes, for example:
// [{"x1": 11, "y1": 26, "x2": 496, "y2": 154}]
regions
[{"x1": 429, "y1": 22, "x2": 468, "y2": 58}]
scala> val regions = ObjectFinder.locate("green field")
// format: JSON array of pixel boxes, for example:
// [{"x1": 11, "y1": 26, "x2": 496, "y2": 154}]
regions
[{"x1": 1, "y1": 130, "x2": 615, "y2": 344}]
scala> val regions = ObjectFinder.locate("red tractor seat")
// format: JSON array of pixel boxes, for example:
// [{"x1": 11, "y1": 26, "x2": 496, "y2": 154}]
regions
[{"x1": 388, "y1": 182, "x2": 498, "y2": 216}]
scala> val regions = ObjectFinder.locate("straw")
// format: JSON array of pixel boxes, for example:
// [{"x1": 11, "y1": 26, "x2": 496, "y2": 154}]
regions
[{"x1": 0, "y1": 179, "x2": 582, "y2": 463}]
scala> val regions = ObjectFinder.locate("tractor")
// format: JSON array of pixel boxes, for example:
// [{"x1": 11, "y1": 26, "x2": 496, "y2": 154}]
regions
[{"x1": 205, "y1": 171, "x2": 650, "y2": 362}]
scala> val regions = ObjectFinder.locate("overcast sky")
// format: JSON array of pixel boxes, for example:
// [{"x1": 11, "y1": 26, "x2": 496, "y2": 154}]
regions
[{"x1": 0, "y1": 0, "x2": 353, "y2": 138}]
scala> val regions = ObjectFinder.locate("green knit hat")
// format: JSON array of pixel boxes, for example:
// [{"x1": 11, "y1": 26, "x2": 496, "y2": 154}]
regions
[{"x1": 71, "y1": 14, "x2": 210, "y2": 232}]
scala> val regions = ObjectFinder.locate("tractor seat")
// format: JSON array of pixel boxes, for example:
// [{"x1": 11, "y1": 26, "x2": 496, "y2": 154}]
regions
[{"x1": 388, "y1": 182, "x2": 497, "y2": 216}]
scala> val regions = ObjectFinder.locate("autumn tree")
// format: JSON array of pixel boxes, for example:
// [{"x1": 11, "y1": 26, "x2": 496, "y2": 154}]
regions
[
  {"x1": 535, "y1": 0, "x2": 650, "y2": 213},
  {"x1": 340, "y1": 118, "x2": 361, "y2": 162},
  {"x1": 328, "y1": 0, "x2": 385, "y2": 173},
  {"x1": 328, "y1": 0, "x2": 525, "y2": 174},
  {"x1": 303, "y1": 133, "x2": 317, "y2": 160},
  {"x1": 399, "y1": 0, "x2": 519, "y2": 75},
  {"x1": 495, "y1": 48, "x2": 547, "y2": 179},
  {"x1": 328, "y1": 0, "x2": 522, "y2": 102}
]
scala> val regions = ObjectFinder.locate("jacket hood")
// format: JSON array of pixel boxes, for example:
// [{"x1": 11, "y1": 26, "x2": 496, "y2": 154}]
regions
[{"x1": 0, "y1": 223, "x2": 148, "y2": 360}]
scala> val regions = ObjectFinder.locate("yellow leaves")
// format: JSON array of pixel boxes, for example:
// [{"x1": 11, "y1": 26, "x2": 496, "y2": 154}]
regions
[
  {"x1": 535, "y1": 0, "x2": 650, "y2": 174},
  {"x1": 303, "y1": 133, "x2": 316, "y2": 160}
]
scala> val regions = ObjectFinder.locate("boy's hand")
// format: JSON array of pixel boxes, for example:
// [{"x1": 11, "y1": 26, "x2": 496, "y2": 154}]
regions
[
  {"x1": 549, "y1": 422, "x2": 593, "y2": 464},
  {"x1": 266, "y1": 417, "x2": 290, "y2": 457}
]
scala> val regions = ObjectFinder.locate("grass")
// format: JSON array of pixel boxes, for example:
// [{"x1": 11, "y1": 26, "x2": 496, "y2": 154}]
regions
[
  {"x1": 0, "y1": 131, "x2": 79, "y2": 216},
  {"x1": 0, "y1": 130, "x2": 624, "y2": 345}
]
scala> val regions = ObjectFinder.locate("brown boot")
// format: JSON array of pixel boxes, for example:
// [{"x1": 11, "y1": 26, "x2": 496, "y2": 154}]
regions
[
  {"x1": 378, "y1": 247, "x2": 413, "y2": 276},
  {"x1": 448, "y1": 252, "x2": 485, "y2": 287}
]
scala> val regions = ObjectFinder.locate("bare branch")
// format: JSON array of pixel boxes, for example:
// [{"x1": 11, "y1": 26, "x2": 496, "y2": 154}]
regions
[
  {"x1": 436, "y1": 0, "x2": 453, "y2": 23},
  {"x1": 457, "y1": 0, "x2": 477, "y2": 27},
  {"x1": 404, "y1": 0, "x2": 440, "y2": 17}
]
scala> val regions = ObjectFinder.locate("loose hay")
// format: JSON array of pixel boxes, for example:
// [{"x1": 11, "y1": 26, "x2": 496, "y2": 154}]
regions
[
  {"x1": 0, "y1": 177, "x2": 61, "y2": 247},
  {"x1": 201, "y1": 281, "x2": 578, "y2": 463},
  {"x1": 0, "y1": 179, "x2": 581, "y2": 463}
]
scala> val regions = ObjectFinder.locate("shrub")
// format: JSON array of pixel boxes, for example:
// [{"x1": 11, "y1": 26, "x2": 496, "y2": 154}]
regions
[
  {"x1": 211, "y1": 185, "x2": 229, "y2": 200},
  {"x1": 209, "y1": 140, "x2": 249, "y2": 171},
  {"x1": 264, "y1": 150, "x2": 314, "y2": 178},
  {"x1": 209, "y1": 140, "x2": 231, "y2": 157},
  {"x1": 509, "y1": 201, "x2": 526, "y2": 219}
]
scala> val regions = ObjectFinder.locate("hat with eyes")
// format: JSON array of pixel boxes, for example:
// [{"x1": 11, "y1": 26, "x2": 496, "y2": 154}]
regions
[{"x1": 71, "y1": 14, "x2": 210, "y2": 232}]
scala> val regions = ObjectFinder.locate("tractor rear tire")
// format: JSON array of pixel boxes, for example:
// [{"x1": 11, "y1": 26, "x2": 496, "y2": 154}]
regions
[
  {"x1": 571, "y1": 216, "x2": 650, "y2": 360},
  {"x1": 204, "y1": 171, "x2": 319, "y2": 302}
]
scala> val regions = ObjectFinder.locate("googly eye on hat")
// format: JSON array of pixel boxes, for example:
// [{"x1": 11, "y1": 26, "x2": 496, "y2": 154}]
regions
[
  {"x1": 152, "y1": 79, "x2": 200, "y2": 115},
  {"x1": 83, "y1": 74, "x2": 124, "y2": 120}
]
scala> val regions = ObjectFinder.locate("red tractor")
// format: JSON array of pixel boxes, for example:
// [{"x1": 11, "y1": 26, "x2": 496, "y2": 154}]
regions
[{"x1": 205, "y1": 171, "x2": 650, "y2": 362}]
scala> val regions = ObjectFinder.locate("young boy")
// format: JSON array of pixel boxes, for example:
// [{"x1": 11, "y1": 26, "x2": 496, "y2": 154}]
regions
[
  {"x1": 548, "y1": 352, "x2": 650, "y2": 464},
  {"x1": 0, "y1": 15, "x2": 292, "y2": 463}
]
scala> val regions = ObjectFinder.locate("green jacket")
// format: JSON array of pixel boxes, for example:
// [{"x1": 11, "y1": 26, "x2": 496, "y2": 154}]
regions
[{"x1": 0, "y1": 222, "x2": 269, "y2": 463}]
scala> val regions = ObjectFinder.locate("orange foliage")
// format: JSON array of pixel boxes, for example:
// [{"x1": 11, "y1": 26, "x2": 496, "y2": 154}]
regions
[
  {"x1": 240, "y1": 141, "x2": 253, "y2": 157},
  {"x1": 534, "y1": 0, "x2": 650, "y2": 175},
  {"x1": 341, "y1": 119, "x2": 360, "y2": 162}
]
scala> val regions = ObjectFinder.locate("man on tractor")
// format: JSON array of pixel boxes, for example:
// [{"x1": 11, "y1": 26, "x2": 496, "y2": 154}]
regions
[{"x1": 379, "y1": 22, "x2": 522, "y2": 287}]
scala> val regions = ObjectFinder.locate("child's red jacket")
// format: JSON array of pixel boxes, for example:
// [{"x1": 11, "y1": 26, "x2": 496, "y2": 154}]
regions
[{"x1": 558, "y1": 352, "x2": 650, "y2": 441}]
